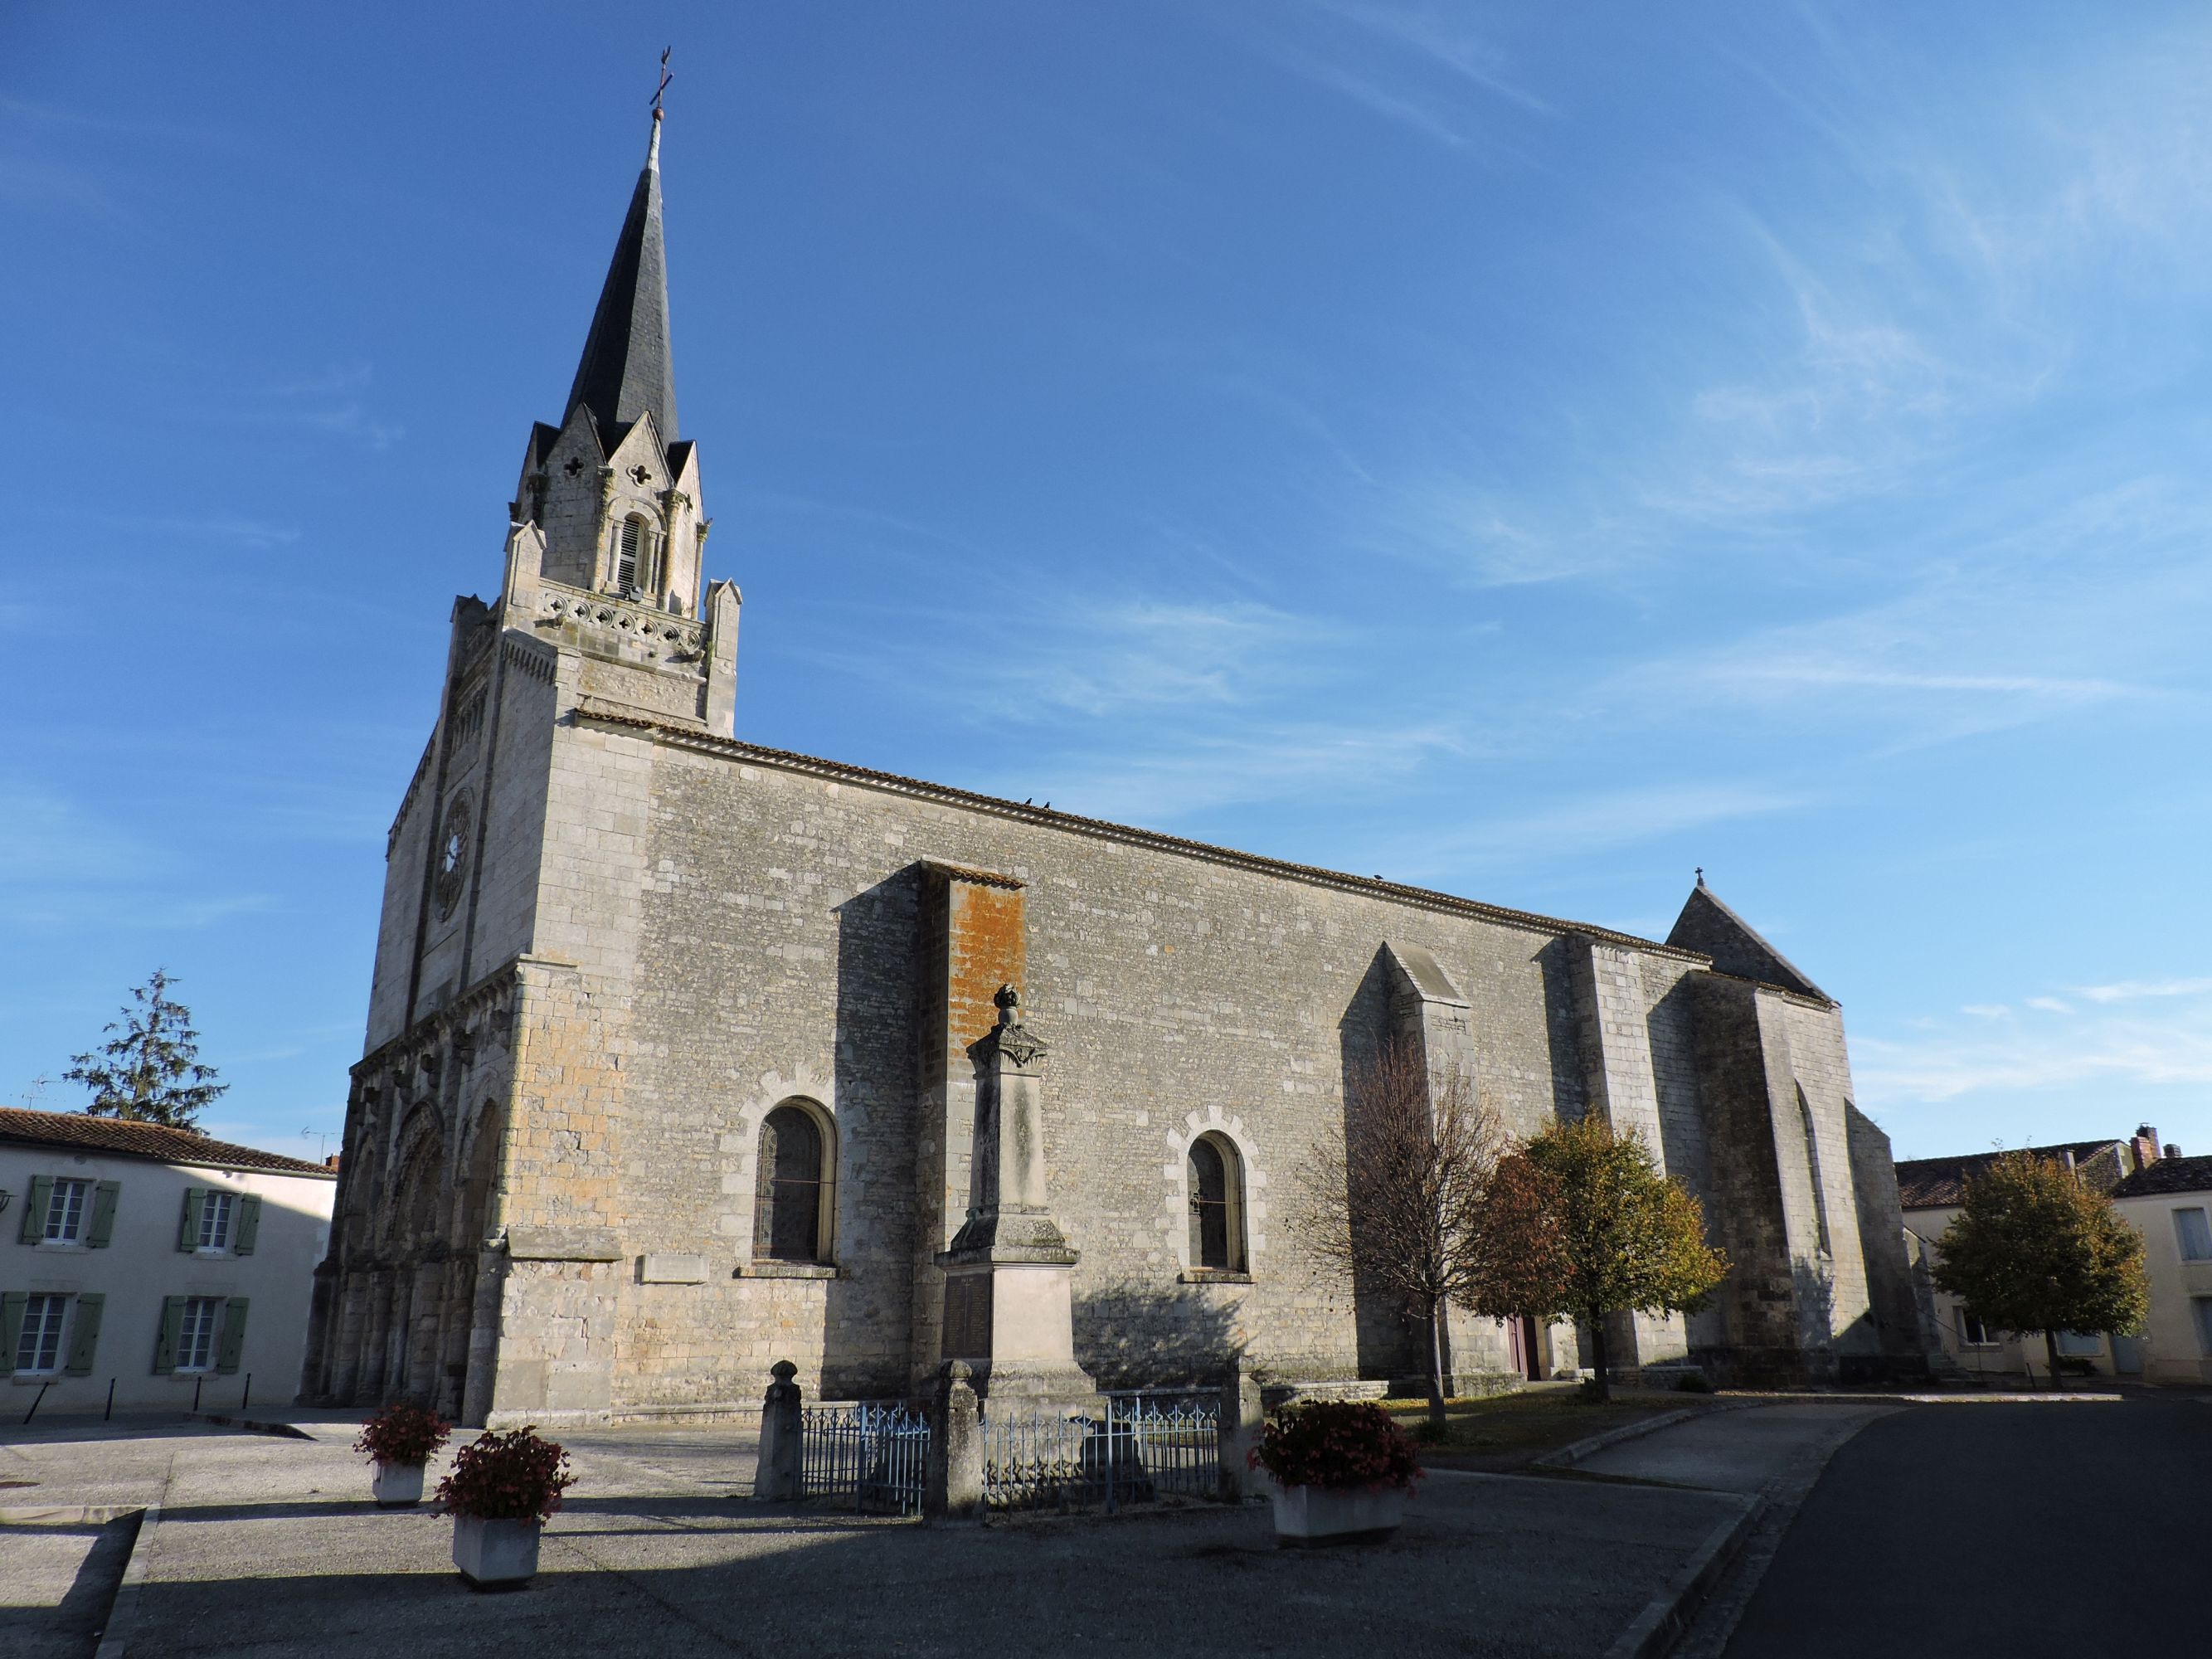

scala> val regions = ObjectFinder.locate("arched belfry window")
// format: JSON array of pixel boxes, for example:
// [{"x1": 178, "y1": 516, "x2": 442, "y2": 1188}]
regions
[
  {"x1": 756, "y1": 1103, "x2": 834, "y2": 1262},
  {"x1": 1187, "y1": 1134, "x2": 1247, "y2": 1272},
  {"x1": 615, "y1": 515, "x2": 646, "y2": 593}
]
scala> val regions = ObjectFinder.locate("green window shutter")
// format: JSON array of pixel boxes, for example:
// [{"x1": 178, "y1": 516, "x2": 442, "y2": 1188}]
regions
[
  {"x1": 153, "y1": 1296, "x2": 186, "y2": 1374},
  {"x1": 64, "y1": 1294, "x2": 105, "y2": 1376},
  {"x1": 20, "y1": 1175, "x2": 54, "y2": 1244},
  {"x1": 215, "y1": 1297, "x2": 250, "y2": 1374},
  {"x1": 1, "y1": 1292, "x2": 25, "y2": 1366},
  {"x1": 177, "y1": 1188, "x2": 205, "y2": 1252},
  {"x1": 232, "y1": 1194, "x2": 261, "y2": 1256},
  {"x1": 87, "y1": 1181, "x2": 121, "y2": 1248}
]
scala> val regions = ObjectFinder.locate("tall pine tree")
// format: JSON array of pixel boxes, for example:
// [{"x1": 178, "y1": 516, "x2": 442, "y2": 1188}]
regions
[{"x1": 64, "y1": 971, "x2": 226, "y2": 1131}]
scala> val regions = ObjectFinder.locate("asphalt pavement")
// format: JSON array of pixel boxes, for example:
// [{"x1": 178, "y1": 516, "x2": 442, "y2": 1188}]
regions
[{"x1": 1723, "y1": 1397, "x2": 2212, "y2": 1658}]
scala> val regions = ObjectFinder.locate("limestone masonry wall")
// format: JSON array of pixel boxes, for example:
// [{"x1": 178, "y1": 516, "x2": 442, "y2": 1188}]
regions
[
  {"x1": 520, "y1": 716, "x2": 1901, "y2": 1404},
  {"x1": 334, "y1": 625, "x2": 1926, "y2": 1417}
]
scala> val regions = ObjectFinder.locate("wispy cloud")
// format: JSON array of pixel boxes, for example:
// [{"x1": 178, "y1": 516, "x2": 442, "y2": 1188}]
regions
[
  {"x1": 2078, "y1": 977, "x2": 2212, "y2": 1005},
  {"x1": 1306, "y1": 2, "x2": 1553, "y2": 117},
  {"x1": 805, "y1": 596, "x2": 1348, "y2": 724},
  {"x1": 1858, "y1": 978, "x2": 2212, "y2": 1111},
  {"x1": 78, "y1": 513, "x2": 302, "y2": 552},
  {"x1": 0, "y1": 783, "x2": 274, "y2": 936},
  {"x1": 1219, "y1": 0, "x2": 1547, "y2": 153},
  {"x1": 1376, "y1": 781, "x2": 1812, "y2": 882},
  {"x1": 989, "y1": 718, "x2": 1466, "y2": 826}
]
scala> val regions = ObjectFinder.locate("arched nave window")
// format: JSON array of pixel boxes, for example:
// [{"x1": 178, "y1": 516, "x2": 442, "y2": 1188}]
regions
[
  {"x1": 1187, "y1": 1133, "x2": 1247, "y2": 1272},
  {"x1": 755, "y1": 1102, "x2": 834, "y2": 1262}
]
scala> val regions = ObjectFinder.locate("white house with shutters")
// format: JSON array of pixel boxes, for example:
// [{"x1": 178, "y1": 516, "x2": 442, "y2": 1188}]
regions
[{"x1": 1, "y1": 1106, "x2": 336, "y2": 1415}]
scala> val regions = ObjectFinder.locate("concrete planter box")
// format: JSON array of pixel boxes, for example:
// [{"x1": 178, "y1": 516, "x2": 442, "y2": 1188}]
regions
[
  {"x1": 1269, "y1": 1482, "x2": 1407, "y2": 1546},
  {"x1": 371, "y1": 1462, "x2": 425, "y2": 1507},
  {"x1": 451, "y1": 1516, "x2": 542, "y2": 1589}
]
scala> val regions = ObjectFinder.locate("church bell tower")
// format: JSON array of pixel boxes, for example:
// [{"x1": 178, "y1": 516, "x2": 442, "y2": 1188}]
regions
[{"x1": 512, "y1": 108, "x2": 710, "y2": 616}]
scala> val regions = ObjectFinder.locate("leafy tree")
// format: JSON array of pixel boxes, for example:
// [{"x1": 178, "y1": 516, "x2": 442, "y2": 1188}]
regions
[
  {"x1": 63, "y1": 971, "x2": 226, "y2": 1131},
  {"x1": 1930, "y1": 1151, "x2": 2148, "y2": 1387},
  {"x1": 1291, "y1": 1041, "x2": 1505, "y2": 1428},
  {"x1": 1473, "y1": 1116, "x2": 1729, "y2": 1401}
]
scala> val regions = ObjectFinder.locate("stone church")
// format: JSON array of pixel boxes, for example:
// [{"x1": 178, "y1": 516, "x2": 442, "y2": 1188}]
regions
[{"x1": 303, "y1": 115, "x2": 1930, "y2": 1424}]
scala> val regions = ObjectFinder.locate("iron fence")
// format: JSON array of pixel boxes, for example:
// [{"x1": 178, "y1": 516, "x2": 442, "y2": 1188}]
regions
[
  {"x1": 799, "y1": 1402, "x2": 931, "y2": 1515},
  {"x1": 982, "y1": 1394, "x2": 1220, "y2": 1512}
]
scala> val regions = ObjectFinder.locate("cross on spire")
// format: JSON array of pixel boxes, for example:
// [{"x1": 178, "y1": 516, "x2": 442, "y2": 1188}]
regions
[{"x1": 653, "y1": 46, "x2": 673, "y2": 117}]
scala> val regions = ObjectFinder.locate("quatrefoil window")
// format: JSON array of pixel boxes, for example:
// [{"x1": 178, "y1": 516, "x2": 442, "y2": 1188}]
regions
[
  {"x1": 563, "y1": 457, "x2": 585, "y2": 477},
  {"x1": 629, "y1": 465, "x2": 653, "y2": 486}
]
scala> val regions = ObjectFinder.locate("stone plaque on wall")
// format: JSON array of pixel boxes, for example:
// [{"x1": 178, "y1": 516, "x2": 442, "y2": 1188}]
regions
[{"x1": 942, "y1": 1275, "x2": 994, "y2": 1360}]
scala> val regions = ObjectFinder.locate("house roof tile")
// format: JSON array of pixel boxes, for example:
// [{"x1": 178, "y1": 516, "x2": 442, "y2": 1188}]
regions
[
  {"x1": 1894, "y1": 1141, "x2": 2131, "y2": 1209},
  {"x1": 2111, "y1": 1155, "x2": 2212, "y2": 1199},
  {"x1": 0, "y1": 1106, "x2": 334, "y2": 1176}
]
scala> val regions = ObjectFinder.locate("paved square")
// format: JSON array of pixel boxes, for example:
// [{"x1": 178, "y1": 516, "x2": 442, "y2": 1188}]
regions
[{"x1": 2, "y1": 1414, "x2": 1748, "y2": 1657}]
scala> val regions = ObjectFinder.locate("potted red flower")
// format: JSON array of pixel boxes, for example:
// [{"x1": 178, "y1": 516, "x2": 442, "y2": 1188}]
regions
[
  {"x1": 1250, "y1": 1400, "x2": 1422, "y2": 1546},
  {"x1": 354, "y1": 1402, "x2": 453, "y2": 1508},
  {"x1": 433, "y1": 1426, "x2": 575, "y2": 1590}
]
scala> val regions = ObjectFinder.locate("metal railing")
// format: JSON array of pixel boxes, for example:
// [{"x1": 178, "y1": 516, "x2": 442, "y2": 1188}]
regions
[
  {"x1": 799, "y1": 1403, "x2": 930, "y2": 1515},
  {"x1": 982, "y1": 1394, "x2": 1220, "y2": 1512}
]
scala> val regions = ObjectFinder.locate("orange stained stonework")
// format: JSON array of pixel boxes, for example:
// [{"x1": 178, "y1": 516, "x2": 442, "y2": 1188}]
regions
[{"x1": 946, "y1": 878, "x2": 1025, "y2": 1049}]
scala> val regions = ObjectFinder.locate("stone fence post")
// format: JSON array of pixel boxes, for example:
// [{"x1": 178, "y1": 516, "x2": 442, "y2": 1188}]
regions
[
  {"x1": 925, "y1": 1360, "x2": 984, "y2": 1525},
  {"x1": 754, "y1": 1359, "x2": 802, "y2": 1501},
  {"x1": 1218, "y1": 1358, "x2": 1265, "y2": 1502}
]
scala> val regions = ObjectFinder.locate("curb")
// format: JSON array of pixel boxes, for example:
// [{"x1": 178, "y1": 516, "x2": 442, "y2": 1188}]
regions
[
  {"x1": 186, "y1": 1411, "x2": 316, "y2": 1442},
  {"x1": 1536, "y1": 1408, "x2": 1694, "y2": 1470},
  {"x1": 0, "y1": 1503, "x2": 149, "y2": 1658},
  {"x1": 90, "y1": 1501, "x2": 157, "y2": 1659},
  {"x1": 1602, "y1": 1493, "x2": 1764, "y2": 1659}
]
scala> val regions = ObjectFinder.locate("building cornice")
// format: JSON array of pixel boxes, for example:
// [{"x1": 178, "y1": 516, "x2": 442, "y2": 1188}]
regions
[{"x1": 575, "y1": 708, "x2": 1717, "y2": 966}]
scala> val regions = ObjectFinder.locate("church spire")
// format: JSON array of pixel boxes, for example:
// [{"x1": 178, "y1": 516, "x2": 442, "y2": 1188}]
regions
[{"x1": 563, "y1": 105, "x2": 678, "y2": 448}]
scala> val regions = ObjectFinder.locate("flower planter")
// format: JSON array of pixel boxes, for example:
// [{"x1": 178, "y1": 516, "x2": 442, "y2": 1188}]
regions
[
  {"x1": 451, "y1": 1515, "x2": 543, "y2": 1590},
  {"x1": 372, "y1": 1461, "x2": 426, "y2": 1507},
  {"x1": 1269, "y1": 1481, "x2": 1407, "y2": 1547}
]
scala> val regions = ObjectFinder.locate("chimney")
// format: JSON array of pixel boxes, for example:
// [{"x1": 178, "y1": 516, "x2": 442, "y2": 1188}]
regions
[
  {"x1": 324, "y1": 1154, "x2": 342, "y2": 1171},
  {"x1": 2131, "y1": 1125, "x2": 2161, "y2": 1170},
  {"x1": 2166, "y1": 1143, "x2": 2182, "y2": 1160}
]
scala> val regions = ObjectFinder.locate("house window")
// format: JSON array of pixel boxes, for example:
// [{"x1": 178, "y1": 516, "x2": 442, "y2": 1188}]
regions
[
  {"x1": 2055, "y1": 1331, "x2": 2104, "y2": 1358},
  {"x1": 12, "y1": 1295, "x2": 69, "y2": 1375},
  {"x1": 43, "y1": 1179, "x2": 90, "y2": 1243},
  {"x1": 2194, "y1": 1297, "x2": 2212, "y2": 1359},
  {"x1": 1958, "y1": 1308, "x2": 1999, "y2": 1346},
  {"x1": 755, "y1": 1103, "x2": 832, "y2": 1262},
  {"x1": 197, "y1": 1191, "x2": 236, "y2": 1252},
  {"x1": 1187, "y1": 1134, "x2": 1247, "y2": 1272},
  {"x1": 2175, "y1": 1207, "x2": 2212, "y2": 1262},
  {"x1": 175, "y1": 1297, "x2": 221, "y2": 1374}
]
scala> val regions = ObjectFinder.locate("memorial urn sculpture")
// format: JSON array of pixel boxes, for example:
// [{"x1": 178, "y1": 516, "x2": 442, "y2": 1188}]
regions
[
  {"x1": 1251, "y1": 1401, "x2": 1422, "y2": 1546},
  {"x1": 433, "y1": 1425, "x2": 574, "y2": 1590},
  {"x1": 354, "y1": 1402, "x2": 452, "y2": 1508}
]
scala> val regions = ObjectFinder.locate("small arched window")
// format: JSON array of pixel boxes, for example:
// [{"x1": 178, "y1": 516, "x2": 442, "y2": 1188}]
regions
[
  {"x1": 756, "y1": 1103, "x2": 833, "y2": 1262},
  {"x1": 1187, "y1": 1134, "x2": 1246, "y2": 1272}
]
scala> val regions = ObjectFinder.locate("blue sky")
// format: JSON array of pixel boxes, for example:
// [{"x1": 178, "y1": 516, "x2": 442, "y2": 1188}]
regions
[{"x1": 5, "y1": 2, "x2": 2210, "y2": 1165}]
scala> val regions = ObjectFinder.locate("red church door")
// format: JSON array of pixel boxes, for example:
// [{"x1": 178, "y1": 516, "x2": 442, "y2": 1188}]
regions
[{"x1": 1506, "y1": 1316, "x2": 1543, "y2": 1381}]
